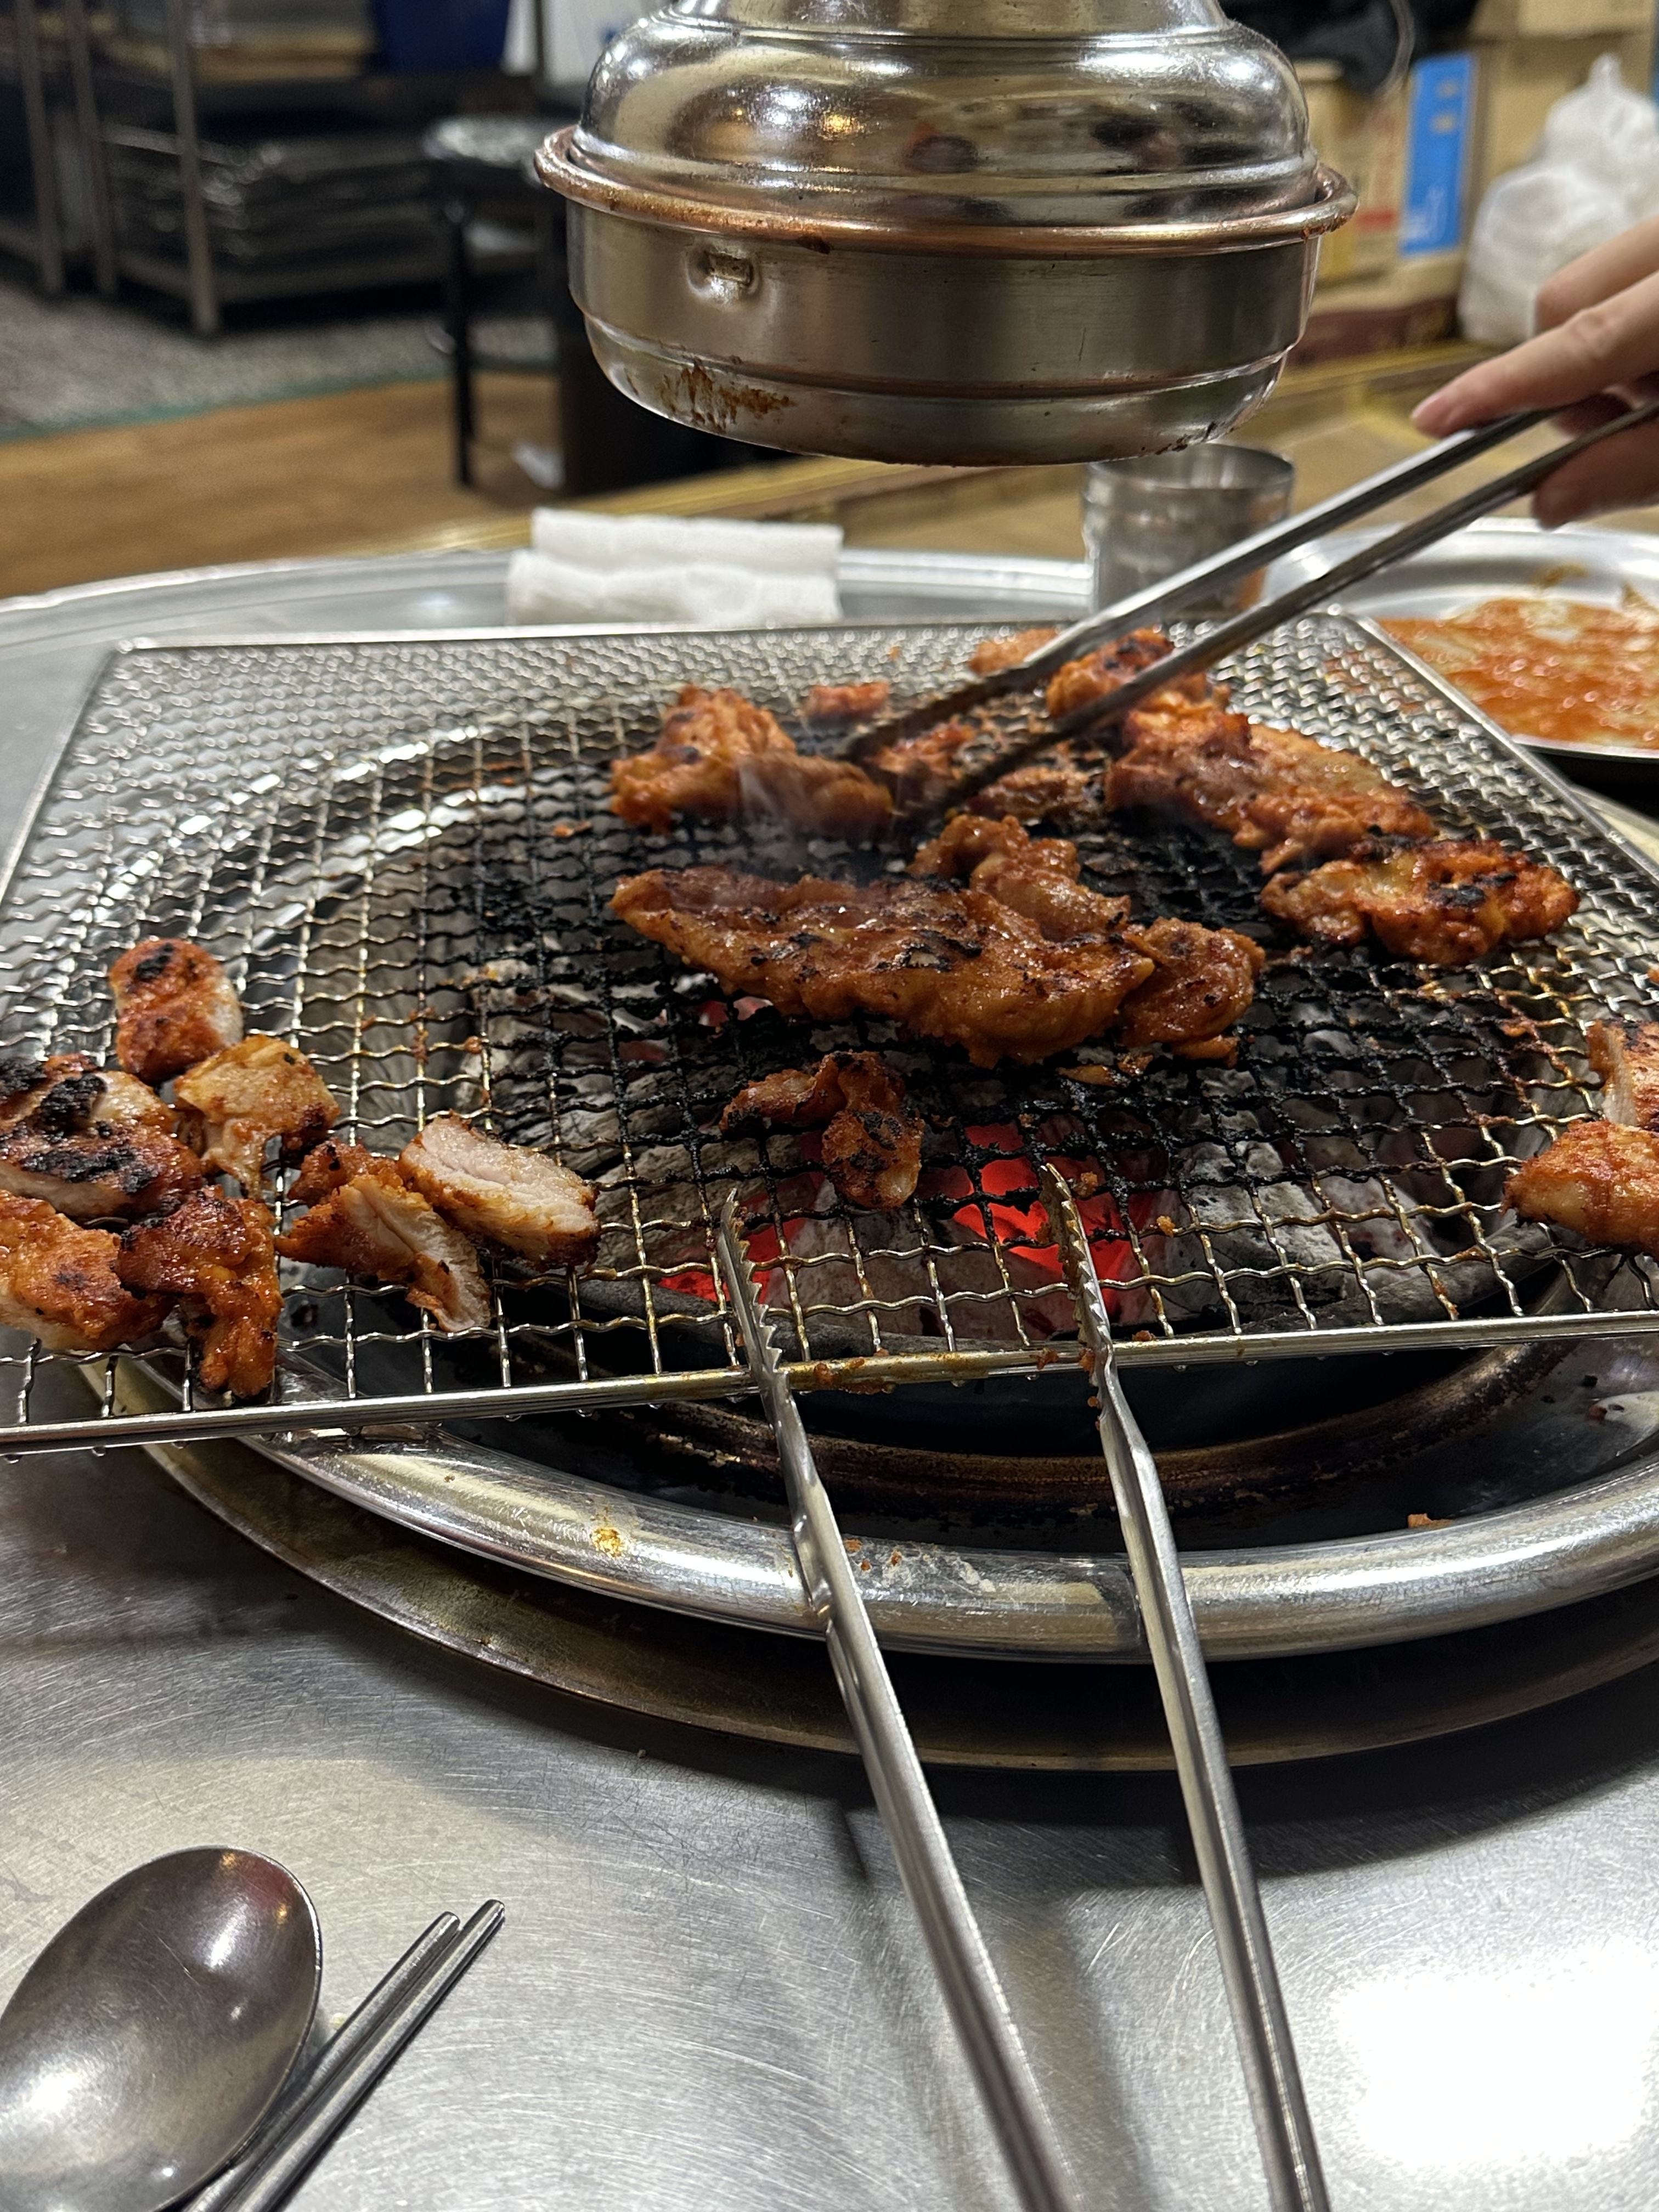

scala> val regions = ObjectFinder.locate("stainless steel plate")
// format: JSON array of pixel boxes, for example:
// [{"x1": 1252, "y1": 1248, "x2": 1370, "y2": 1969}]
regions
[{"x1": 1266, "y1": 516, "x2": 1659, "y2": 791}]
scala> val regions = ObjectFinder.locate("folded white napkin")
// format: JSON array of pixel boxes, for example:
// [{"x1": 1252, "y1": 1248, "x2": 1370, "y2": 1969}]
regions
[{"x1": 505, "y1": 509, "x2": 843, "y2": 628}]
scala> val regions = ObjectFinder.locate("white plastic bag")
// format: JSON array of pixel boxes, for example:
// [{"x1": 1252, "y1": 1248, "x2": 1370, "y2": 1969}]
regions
[
  {"x1": 1540, "y1": 54, "x2": 1659, "y2": 217},
  {"x1": 1459, "y1": 159, "x2": 1633, "y2": 345},
  {"x1": 1459, "y1": 57, "x2": 1659, "y2": 346}
]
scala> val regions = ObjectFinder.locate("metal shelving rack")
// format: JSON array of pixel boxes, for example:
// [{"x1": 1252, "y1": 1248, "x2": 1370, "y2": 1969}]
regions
[
  {"x1": 1, "y1": 0, "x2": 117, "y2": 295},
  {"x1": 2, "y1": 0, "x2": 520, "y2": 333}
]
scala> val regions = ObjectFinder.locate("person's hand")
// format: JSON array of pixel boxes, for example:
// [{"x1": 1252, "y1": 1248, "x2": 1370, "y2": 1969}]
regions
[{"x1": 1412, "y1": 215, "x2": 1659, "y2": 524}]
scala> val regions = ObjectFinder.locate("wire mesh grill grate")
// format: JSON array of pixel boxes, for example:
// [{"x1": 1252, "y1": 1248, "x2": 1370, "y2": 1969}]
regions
[{"x1": 3, "y1": 611, "x2": 1659, "y2": 1445}]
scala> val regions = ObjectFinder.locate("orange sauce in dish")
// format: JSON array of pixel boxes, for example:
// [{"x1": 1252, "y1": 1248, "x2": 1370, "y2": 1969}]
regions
[{"x1": 1384, "y1": 592, "x2": 1659, "y2": 751}]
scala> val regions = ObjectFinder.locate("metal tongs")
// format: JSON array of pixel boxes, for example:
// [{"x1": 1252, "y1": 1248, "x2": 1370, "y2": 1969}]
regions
[
  {"x1": 714, "y1": 1185, "x2": 1329, "y2": 2212},
  {"x1": 842, "y1": 395, "x2": 1659, "y2": 823}
]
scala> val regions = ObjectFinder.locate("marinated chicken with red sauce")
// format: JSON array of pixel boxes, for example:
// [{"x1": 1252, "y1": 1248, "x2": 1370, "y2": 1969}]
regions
[
  {"x1": 966, "y1": 628, "x2": 1058, "y2": 676},
  {"x1": 109, "y1": 938, "x2": 242, "y2": 1085},
  {"x1": 0, "y1": 1194, "x2": 168, "y2": 1353},
  {"x1": 173, "y1": 1034, "x2": 339, "y2": 1193},
  {"x1": 118, "y1": 1188, "x2": 281, "y2": 1396},
  {"x1": 913, "y1": 815, "x2": 1262, "y2": 1058},
  {"x1": 1507, "y1": 1018, "x2": 1659, "y2": 1255},
  {"x1": 970, "y1": 742, "x2": 1108, "y2": 825},
  {"x1": 1107, "y1": 710, "x2": 1435, "y2": 872},
  {"x1": 721, "y1": 1052, "x2": 924, "y2": 1211},
  {"x1": 276, "y1": 1151, "x2": 490, "y2": 1332},
  {"x1": 616, "y1": 801, "x2": 1260, "y2": 1066},
  {"x1": 398, "y1": 1113, "x2": 597, "y2": 1266},
  {"x1": 610, "y1": 685, "x2": 892, "y2": 839},
  {"x1": 860, "y1": 718, "x2": 977, "y2": 810},
  {"x1": 1043, "y1": 629, "x2": 1206, "y2": 723},
  {"x1": 0, "y1": 1124, "x2": 204, "y2": 1220},
  {"x1": 1260, "y1": 837, "x2": 1579, "y2": 965},
  {"x1": 1508, "y1": 1121, "x2": 1659, "y2": 1251},
  {"x1": 802, "y1": 680, "x2": 891, "y2": 724}
]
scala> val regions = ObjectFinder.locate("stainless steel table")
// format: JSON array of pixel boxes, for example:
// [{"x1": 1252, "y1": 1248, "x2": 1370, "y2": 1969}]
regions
[{"x1": 7, "y1": 548, "x2": 1659, "y2": 2212}]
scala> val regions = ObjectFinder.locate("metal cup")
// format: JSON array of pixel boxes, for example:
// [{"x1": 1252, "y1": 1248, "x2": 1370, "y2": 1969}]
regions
[{"x1": 1083, "y1": 443, "x2": 1295, "y2": 619}]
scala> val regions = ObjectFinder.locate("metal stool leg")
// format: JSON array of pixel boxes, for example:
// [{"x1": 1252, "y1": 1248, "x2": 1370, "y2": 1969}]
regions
[
  {"x1": 444, "y1": 198, "x2": 476, "y2": 488},
  {"x1": 14, "y1": 0, "x2": 65, "y2": 294}
]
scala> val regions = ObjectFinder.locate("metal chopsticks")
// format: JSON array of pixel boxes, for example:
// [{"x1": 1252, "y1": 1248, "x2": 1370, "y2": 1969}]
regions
[
  {"x1": 1043, "y1": 1167, "x2": 1328, "y2": 2212},
  {"x1": 712, "y1": 1194, "x2": 1081, "y2": 2212},
  {"x1": 187, "y1": 1900, "x2": 505, "y2": 2212},
  {"x1": 926, "y1": 392, "x2": 1659, "y2": 820},
  {"x1": 842, "y1": 405, "x2": 1549, "y2": 767}
]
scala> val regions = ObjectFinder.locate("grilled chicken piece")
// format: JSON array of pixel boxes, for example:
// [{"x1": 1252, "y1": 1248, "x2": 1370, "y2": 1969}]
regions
[
  {"x1": 0, "y1": 1194, "x2": 169, "y2": 1353},
  {"x1": 289, "y1": 1137, "x2": 375, "y2": 1203},
  {"x1": 1588, "y1": 1019, "x2": 1659, "y2": 1130},
  {"x1": 398, "y1": 1113, "x2": 598, "y2": 1266},
  {"x1": 912, "y1": 814, "x2": 1262, "y2": 1058},
  {"x1": 802, "y1": 680, "x2": 891, "y2": 724},
  {"x1": 861, "y1": 718, "x2": 979, "y2": 811},
  {"x1": 0, "y1": 1051, "x2": 175, "y2": 1136},
  {"x1": 1115, "y1": 919, "x2": 1265, "y2": 1059},
  {"x1": 1107, "y1": 711, "x2": 1436, "y2": 872},
  {"x1": 721, "y1": 1052, "x2": 924, "y2": 1211},
  {"x1": 118, "y1": 1188, "x2": 281, "y2": 1396},
  {"x1": 970, "y1": 742, "x2": 1107, "y2": 825},
  {"x1": 1507, "y1": 1122, "x2": 1659, "y2": 1254},
  {"x1": 173, "y1": 1034, "x2": 338, "y2": 1193},
  {"x1": 1260, "y1": 837, "x2": 1579, "y2": 966},
  {"x1": 614, "y1": 828, "x2": 1259, "y2": 1065},
  {"x1": 109, "y1": 938, "x2": 242, "y2": 1085},
  {"x1": 1043, "y1": 629, "x2": 1212, "y2": 723},
  {"x1": 276, "y1": 1154, "x2": 491, "y2": 1333},
  {"x1": 610, "y1": 685, "x2": 893, "y2": 839},
  {"x1": 966, "y1": 627, "x2": 1058, "y2": 677},
  {"x1": 0, "y1": 1125, "x2": 204, "y2": 1221},
  {"x1": 1504, "y1": 1017, "x2": 1659, "y2": 1256}
]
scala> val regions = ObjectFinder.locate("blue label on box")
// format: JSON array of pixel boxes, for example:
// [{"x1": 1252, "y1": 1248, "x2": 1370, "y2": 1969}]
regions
[{"x1": 1401, "y1": 53, "x2": 1475, "y2": 257}]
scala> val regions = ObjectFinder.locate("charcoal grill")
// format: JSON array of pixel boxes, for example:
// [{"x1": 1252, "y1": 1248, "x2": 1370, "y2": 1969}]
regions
[{"x1": 9, "y1": 612, "x2": 1659, "y2": 1660}]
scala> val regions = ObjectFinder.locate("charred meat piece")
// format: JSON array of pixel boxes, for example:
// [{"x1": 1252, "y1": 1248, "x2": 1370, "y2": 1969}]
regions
[
  {"x1": 0, "y1": 1051, "x2": 175, "y2": 1136},
  {"x1": 118, "y1": 1188, "x2": 281, "y2": 1396},
  {"x1": 174, "y1": 1034, "x2": 339, "y2": 1193},
  {"x1": 861, "y1": 718, "x2": 977, "y2": 810},
  {"x1": 721, "y1": 1052, "x2": 924, "y2": 1211},
  {"x1": 1107, "y1": 711, "x2": 1436, "y2": 873},
  {"x1": 289, "y1": 1137, "x2": 375, "y2": 1202},
  {"x1": 1043, "y1": 629, "x2": 1210, "y2": 723},
  {"x1": 802, "y1": 680, "x2": 891, "y2": 724},
  {"x1": 0, "y1": 1194, "x2": 170, "y2": 1353},
  {"x1": 1507, "y1": 1121, "x2": 1659, "y2": 1255},
  {"x1": 1260, "y1": 837, "x2": 1579, "y2": 966},
  {"x1": 610, "y1": 685, "x2": 892, "y2": 840},
  {"x1": 109, "y1": 938, "x2": 242, "y2": 1085},
  {"x1": 913, "y1": 814, "x2": 1262, "y2": 1057},
  {"x1": 1115, "y1": 918, "x2": 1265, "y2": 1060},
  {"x1": 614, "y1": 842, "x2": 1257, "y2": 1066},
  {"x1": 276, "y1": 1154, "x2": 491, "y2": 1333},
  {"x1": 966, "y1": 627, "x2": 1058, "y2": 676},
  {"x1": 613, "y1": 865, "x2": 1152, "y2": 1069},
  {"x1": 399, "y1": 1113, "x2": 598, "y2": 1267},
  {"x1": 0, "y1": 1125, "x2": 204, "y2": 1221},
  {"x1": 969, "y1": 742, "x2": 1107, "y2": 825},
  {"x1": 1588, "y1": 1018, "x2": 1659, "y2": 1131}
]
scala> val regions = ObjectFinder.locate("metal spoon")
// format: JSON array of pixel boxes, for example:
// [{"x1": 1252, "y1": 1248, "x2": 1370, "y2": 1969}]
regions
[{"x1": 0, "y1": 1847, "x2": 321, "y2": 2212}]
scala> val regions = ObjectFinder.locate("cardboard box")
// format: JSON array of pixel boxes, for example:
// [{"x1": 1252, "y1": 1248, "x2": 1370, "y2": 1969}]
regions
[
  {"x1": 1468, "y1": 0, "x2": 1651, "y2": 40},
  {"x1": 1297, "y1": 251, "x2": 1464, "y2": 362},
  {"x1": 1299, "y1": 62, "x2": 1408, "y2": 283},
  {"x1": 1470, "y1": 28, "x2": 1656, "y2": 200}
]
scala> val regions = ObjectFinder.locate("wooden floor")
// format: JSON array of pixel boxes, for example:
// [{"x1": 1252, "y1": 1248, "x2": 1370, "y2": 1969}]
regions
[
  {"x1": 0, "y1": 374, "x2": 550, "y2": 599},
  {"x1": 12, "y1": 338, "x2": 1659, "y2": 604}
]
